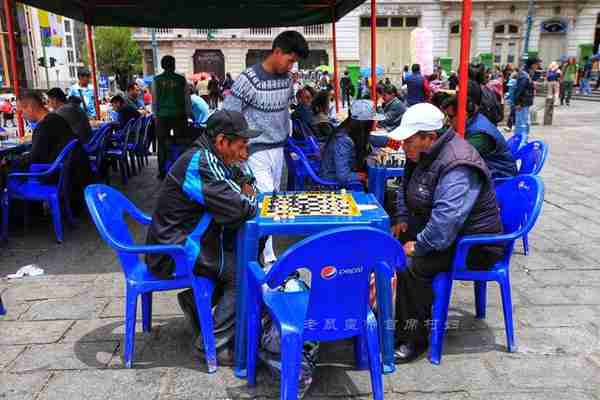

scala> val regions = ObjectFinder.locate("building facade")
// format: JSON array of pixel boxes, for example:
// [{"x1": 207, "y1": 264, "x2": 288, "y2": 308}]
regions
[
  {"x1": 133, "y1": 26, "x2": 334, "y2": 78},
  {"x1": 334, "y1": 0, "x2": 600, "y2": 79},
  {"x1": 19, "y1": 6, "x2": 84, "y2": 90}
]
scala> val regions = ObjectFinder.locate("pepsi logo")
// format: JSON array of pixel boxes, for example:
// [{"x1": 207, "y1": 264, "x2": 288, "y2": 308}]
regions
[{"x1": 320, "y1": 266, "x2": 337, "y2": 280}]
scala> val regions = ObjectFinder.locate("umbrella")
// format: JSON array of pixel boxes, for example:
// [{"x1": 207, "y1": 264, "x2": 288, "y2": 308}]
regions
[
  {"x1": 315, "y1": 65, "x2": 332, "y2": 73},
  {"x1": 143, "y1": 75, "x2": 154, "y2": 85},
  {"x1": 360, "y1": 65, "x2": 385, "y2": 78},
  {"x1": 189, "y1": 72, "x2": 211, "y2": 81}
]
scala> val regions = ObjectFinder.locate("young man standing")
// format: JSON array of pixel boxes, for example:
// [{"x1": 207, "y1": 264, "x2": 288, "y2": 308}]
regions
[
  {"x1": 152, "y1": 55, "x2": 191, "y2": 179},
  {"x1": 340, "y1": 71, "x2": 352, "y2": 109},
  {"x1": 513, "y1": 56, "x2": 540, "y2": 140},
  {"x1": 223, "y1": 30, "x2": 309, "y2": 264},
  {"x1": 68, "y1": 68, "x2": 97, "y2": 119}
]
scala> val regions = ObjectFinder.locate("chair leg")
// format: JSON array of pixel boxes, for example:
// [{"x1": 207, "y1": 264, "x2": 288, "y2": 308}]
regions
[
  {"x1": 246, "y1": 303, "x2": 261, "y2": 386},
  {"x1": 522, "y1": 234, "x2": 529, "y2": 256},
  {"x1": 1, "y1": 191, "x2": 9, "y2": 241},
  {"x1": 120, "y1": 160, "x2": 128, "y2": 185},
  {"x1": 124, "y1": 288, "x2": 139, "y2": 368},
  {"x1": 141, "y1": 292, "x2": 153, "y2": 333},
  {"x1": 279, "y1": 331, "x2": 302, "y2": 400},
  {"x1": 429, "y1": 272, "x2": 453, "y2": 365},
  {"x1": 474, "y1": 281, "x2": 487, "y2": 319},
  {"x1": 498, "y1": 273, "x2": 516, "y2": 352},
  {"x1": 353, "y1": 333, "x2": 369, "y2": 370},
  {"x1": 48, "y1": 194, "x2": 63, "y2": 243},
  {"x1": 365, "y1": 314, "x2": 384, "y2": 400},
  {"x1": 192, "y1": 283, "x2": 217, "y2": 373}
]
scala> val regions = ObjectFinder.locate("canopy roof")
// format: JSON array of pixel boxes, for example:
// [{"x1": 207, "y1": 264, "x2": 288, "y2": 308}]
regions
[{"x1": 20, "y1": 0, "x2": 365, "y2": 28}]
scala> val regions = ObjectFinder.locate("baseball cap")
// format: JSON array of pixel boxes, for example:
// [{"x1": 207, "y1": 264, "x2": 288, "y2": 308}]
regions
[
  {"x1": 388, "y1": 103, "x2": 444, "y2": 141},
  {"x1": 350, "y1": 100, "x2": 385, "y2": 121},
  {"x1": 206, "y1": 110, "x2": 261, "y2": 139}
]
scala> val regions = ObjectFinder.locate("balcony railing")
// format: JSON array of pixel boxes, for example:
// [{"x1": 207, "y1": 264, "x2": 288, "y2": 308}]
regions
[
  {"x1": 248, "y1": 27, "x2": 273, "y2": 37},
  {"x1": 133, "y1": 27, "x2": 331, "y2": 41}
]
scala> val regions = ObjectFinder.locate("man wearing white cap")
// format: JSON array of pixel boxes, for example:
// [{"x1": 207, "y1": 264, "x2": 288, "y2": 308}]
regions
[{"x1": 389, "y1": 103, "x2": 503, "y2": 363}]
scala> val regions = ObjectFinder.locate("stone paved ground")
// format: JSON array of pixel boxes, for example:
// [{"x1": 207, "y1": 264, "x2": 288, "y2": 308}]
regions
[{"x1": 1, "y1": 99, "x2": 600, "y2": 399}]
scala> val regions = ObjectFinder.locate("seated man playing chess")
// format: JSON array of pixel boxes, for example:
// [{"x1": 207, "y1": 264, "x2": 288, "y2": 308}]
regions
[
  {"x1": 145, "y1": 110, "x2": 259, "y2": 364},
  {"x1": 388, "y1": 103, "x2": 504, "y2": 363}
]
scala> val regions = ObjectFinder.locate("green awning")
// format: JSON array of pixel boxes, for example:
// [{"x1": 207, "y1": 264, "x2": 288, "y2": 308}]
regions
[{"x1": 18, "y1": 0, "x2": 365, "y2": 28}]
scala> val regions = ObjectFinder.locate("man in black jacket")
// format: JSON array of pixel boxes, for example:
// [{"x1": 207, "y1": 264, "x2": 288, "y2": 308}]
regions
[
  {"x1": 145, "y1": 110, "x2": 259, "y2": 363},
  {"x1": 377, "y1": 84, "x2": 406, "y2": 131}
]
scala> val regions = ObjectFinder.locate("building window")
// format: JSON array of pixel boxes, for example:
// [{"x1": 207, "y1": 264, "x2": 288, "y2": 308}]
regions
[
  {"x1": 390, "y1": 17, "x2": 403, "y2": 27},
  {"x1": 64, "y1": 20, "x2": 71, "y2": 32},
  {"x1": 360, "y1": 17, "x2": 371, "y2": 28},
  {"x1": 69, "y1": 66, "x2": 76, "y2": 78},
  {"x1": 494, "y1": 42, "x2": 502, "y2": 64},
  {"x1": 450, "y1": 23, "x2": 460, "y2": 35},
  {"x1": 405, "y1": 17, "x2": 419, "y2": 27},
  {"x1": 509, "y1": 24, "x2": 519, "y2": 34},
  {"x1": 67, "y1": 50, "x2": 74, "y2": 63},
  {"x1": 66, "y1": 35, "x2": 73, "y2": 48},
  {"x1": 495, "y1": 25, "x2": 505, "y2": 34},
  {"x1": 507, "y1": 42, "x2": 516, "y2": 64},
  {"x1": 376, "y1": 17, "x2": 388, "y2": 27}
]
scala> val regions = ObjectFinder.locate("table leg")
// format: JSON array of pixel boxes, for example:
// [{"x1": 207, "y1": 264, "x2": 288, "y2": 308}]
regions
[{"x1": 234, "y1": 223, "x2": 259, "y2": 378}]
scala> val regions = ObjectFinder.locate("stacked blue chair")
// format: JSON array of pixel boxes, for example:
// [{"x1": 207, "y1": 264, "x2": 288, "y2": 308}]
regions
[
  {"x1": 84, "y1": 184, "x2": 220, "y2": 371},
  {"x1": 284, "y1": 140, "x2": 362, "y2": 191},
  {"x1": 105, "y1": 118, "x2": 137, "y2": 185},
  {"x1": 506, "y1": 133, "x2": 526, "y2": 157},
  {"x1": 1, "y1": 139, "x2": 78, "y2": 243},
  {"x1": 246, "y1": 227, "x2": 403, "y2": 400},
  {"x1": 85, "y1": 124, "x2": 114, "y2": 179},
  {"x1": 496, "y1": 140, "x2": 548, "y2": 255},
  {"x1": 419, "y1": 175, "x2": 545, "y2": 364}
]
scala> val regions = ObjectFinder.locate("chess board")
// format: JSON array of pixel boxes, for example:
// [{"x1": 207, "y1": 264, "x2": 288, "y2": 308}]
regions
[
  {"x1": 373, "y1": 149, "x2": 406, "y2": 168},
  {"x1": 260, "y1": 191, "x2": 361, "y2": 219}
]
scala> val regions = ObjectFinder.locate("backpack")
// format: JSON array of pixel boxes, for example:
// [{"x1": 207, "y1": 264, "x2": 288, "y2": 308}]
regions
[{"x1": 479, "y1": 85, "x2": 503, "y2": 125}]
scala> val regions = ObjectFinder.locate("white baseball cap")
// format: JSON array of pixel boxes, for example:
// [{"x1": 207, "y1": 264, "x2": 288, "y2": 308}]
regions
[{"x1": 388, "y1": 103, "x2": 444, "y2": 141}]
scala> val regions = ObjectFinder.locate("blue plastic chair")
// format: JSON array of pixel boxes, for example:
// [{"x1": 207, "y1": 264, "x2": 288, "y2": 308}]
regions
[
  {"x1": 246, "y1": 227, "x2": 403, "y2": 400},
  {"x1": 496, "y1": 140, "x2": 548, "y2": 255},
  {"x1": 105, "y1": 118, "x2": 137, "y2": 185},
  {"x1": 0, "y1": 295, "x2": 5, "y2": 315},
  {"x1": 506, "y1": 133, "x2": 526, "y2": 156},
  {"x1": 422, "y1": 175, "x2": 545, "y2": 365},
  {"x1": 284, "y1": 141, "x2": 363, "y2": 191},
  {"x1": 85, "y1": 124, "x2": 114, "y2": 179},
  {"x1": 84, "y1": 184, "x2": 219, "y2": 371},
  {"x1": 1, "y1": 139, "x2": 78, "y2": 243}
]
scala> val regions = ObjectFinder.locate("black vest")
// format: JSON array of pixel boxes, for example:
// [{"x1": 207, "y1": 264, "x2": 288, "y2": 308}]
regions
[{"x1": 403, "y1": 130, "x2": 502, "y2": 238}]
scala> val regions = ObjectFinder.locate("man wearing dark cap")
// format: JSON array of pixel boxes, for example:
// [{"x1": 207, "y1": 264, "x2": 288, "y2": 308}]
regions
[
  {"x1": 145, "y1": 110, "x2": 259, "y2": 364},
  {"x1": 47, "y1": 88, "x2": 93, "y2": 145},
  {"x1": 67, "y1": 68, "x2": 97, "y2": 119}
]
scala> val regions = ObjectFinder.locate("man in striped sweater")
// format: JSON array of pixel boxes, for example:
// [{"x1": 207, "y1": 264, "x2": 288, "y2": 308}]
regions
[{"x1": 223, "y1": 30, "x2": 309, "y2": 264}]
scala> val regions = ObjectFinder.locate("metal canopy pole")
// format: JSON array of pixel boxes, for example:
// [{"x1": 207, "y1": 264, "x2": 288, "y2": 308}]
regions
[
  {"x1": 84, "y1": 18, "x2": 101, "y2": 118},
  {"x1": 370, "y1": 0, "x2": 377, "y2": 104},
  {"x1": 456, "y1": 0, "x2": 472, "y2": 137},
  {"x1": 331, "y1": 5, "x2": 340, "y2": 112},
  {"x1": 3, "y1": 0, "x2": 23, "y2": 137}
]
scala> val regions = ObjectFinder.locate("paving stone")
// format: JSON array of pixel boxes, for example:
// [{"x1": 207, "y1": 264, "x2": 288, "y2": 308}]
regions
[
  {"x1": 390, "y1": 354, "x2": 502, "y2": 393},
  {"x1": 19, "y1": 297, "x2": 109, "y2": 321},
  {"x1": 100, "y1": 292, "x2": 184, "y2": 318},
  {"x1": 10, "y1": 342, "x2": 117, "y2": 372},
  {"x1": 2, "y1": 276, "x2": 95, "y2": 302},
  {"x1": 529, "y1": 269, "x2": 600, "y2": 286},
  {"x1": 0, "y1": 301, "x2": 31, "y2": 321},
  {"x1": 0, "y1": 371, "x2": 51, "y2": 400},
  {"x1": 0, "y1": 345, "x2": 26, "y2": 369},
  {"x1": 467, "y1": 390, "x2": 597, "y2": 400},
  {"x1": 485, "y1": 354, "x2": 599, "y2": 389},
  {"x1": 519, "y1": 305, "x2": 600, "y2": 328},
  {"x1": 522, "y1": 287, "x2": 600, "y2": 305},
  {"x1": 0, "y1": 321, "x2": 73, "y2": 345},
  {"x1": 60, "y1": 317, "x2": 174, "y2": 343},
  {"x1": 36, "y1": 369, "x2": 163, "y2": 400},
  {"x1": 157, "y1": 366, "x2": 250, "y2": 399}
]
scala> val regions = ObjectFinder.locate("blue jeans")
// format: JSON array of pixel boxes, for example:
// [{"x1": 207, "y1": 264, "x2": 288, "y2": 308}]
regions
[
  {"x1": 580, "y1": 78, "x2": 592, "y2": 95},
  {"x1": 514, "y1": 106, "x2": 530, "y2": 141}
]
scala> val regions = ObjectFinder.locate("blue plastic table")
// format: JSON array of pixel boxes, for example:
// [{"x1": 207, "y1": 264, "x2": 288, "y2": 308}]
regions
[
  {"x1": 366, "y1": 160, "x2": 404, "y2": 206},
  {"x1": 234, "y1": 191, "x2": 396, "y2": 378}
]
